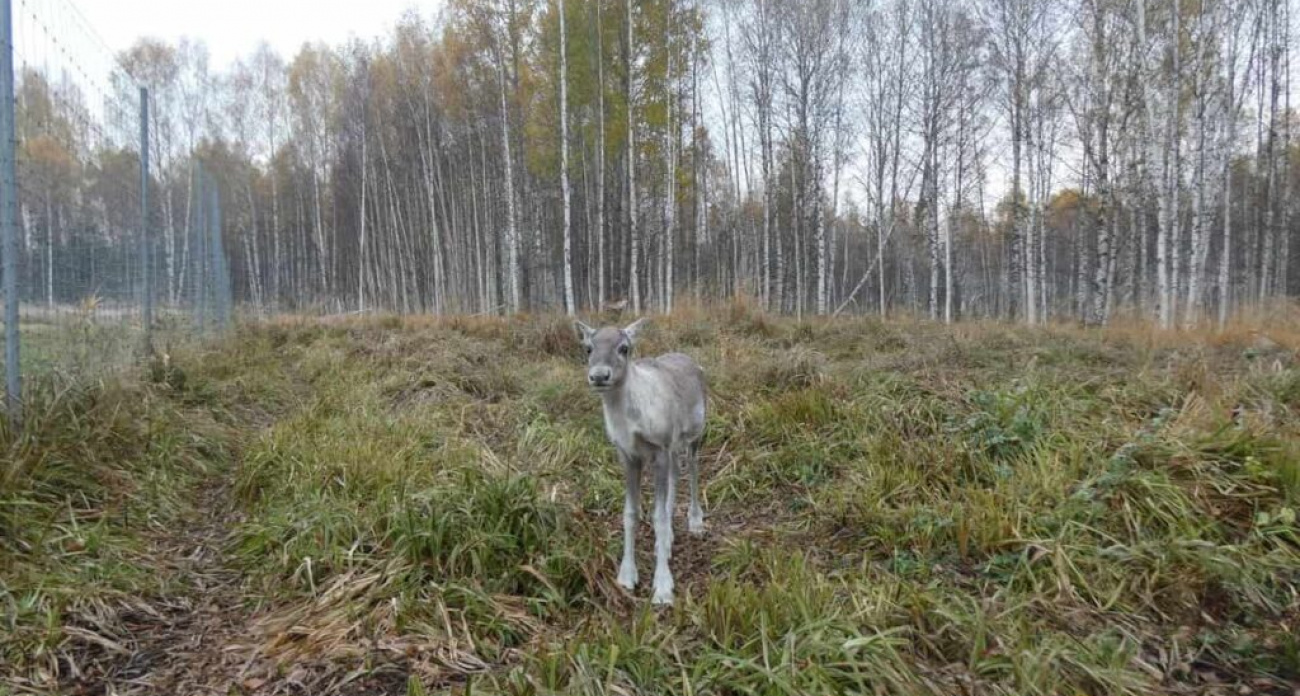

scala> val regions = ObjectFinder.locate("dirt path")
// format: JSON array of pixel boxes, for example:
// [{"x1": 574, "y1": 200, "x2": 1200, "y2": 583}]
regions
[
  {"x1": 54, "y1": 400, "x2": 417, "y2": 694},
  {"x1": 59, "y1": 478, "x2": 253, "y2": 695}
]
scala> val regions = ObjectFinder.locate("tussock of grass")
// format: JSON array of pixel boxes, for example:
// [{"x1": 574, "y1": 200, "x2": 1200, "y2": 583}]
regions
[{"x1": 0, "y1": 359, "x2": 237, "y2": 675}]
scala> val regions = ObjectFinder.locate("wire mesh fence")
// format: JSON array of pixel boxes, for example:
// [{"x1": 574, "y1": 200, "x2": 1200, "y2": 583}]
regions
[{"x1": 0, "y1": 0, "x2": 231, "y2": 424}]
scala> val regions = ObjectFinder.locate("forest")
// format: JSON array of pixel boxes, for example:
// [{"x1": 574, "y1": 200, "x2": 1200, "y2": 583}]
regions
[{"x1": 13, "y1": 0, "x2": 1300, "y2": 327}]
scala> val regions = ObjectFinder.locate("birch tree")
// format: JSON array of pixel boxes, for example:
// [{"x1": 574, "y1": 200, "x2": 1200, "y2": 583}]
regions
[
  {"x1": 559, "y1": 0, "x2": 576, "y2": 314},
  {"x1": 80, "y1": 0, "x2": 1297, "y2": 324},
  {"x1": 626, "y1": 0, "x2": 641, "y2": 313}
]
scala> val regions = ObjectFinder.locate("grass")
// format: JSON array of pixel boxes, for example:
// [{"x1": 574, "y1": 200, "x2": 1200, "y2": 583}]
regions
[
  {"x1": 3, "y1": 301, "x2": 1299, "y2": 694},
  {"x1": 0, "y1": 351, "x2": 238, "y2": 678},
  {"x1": 4, "y1": 305, "x2": 203, "y2": 380}
]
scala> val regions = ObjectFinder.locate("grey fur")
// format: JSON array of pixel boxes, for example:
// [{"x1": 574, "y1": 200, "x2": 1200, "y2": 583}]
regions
[{"x1": 575, "y1": 317, "x2": 706, "y2": 605}]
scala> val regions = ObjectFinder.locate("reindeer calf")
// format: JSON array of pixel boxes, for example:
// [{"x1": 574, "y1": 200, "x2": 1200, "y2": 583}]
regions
[{"x1": 575, "y1": 318, "x2": 706, "y2": 605}]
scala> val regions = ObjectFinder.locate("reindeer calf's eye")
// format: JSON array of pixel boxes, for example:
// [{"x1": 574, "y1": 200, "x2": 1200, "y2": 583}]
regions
[
  {"x1": 584, "y1": 345, "x2": 593, "y2": 355},
  {"x1": 618, "y1": 344, "x2": 629, "y2": 356}
]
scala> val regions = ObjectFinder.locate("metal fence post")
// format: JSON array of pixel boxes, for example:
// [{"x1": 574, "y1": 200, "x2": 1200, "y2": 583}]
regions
[
  {"x1": 218, "y1": 186, "x2": 231, "y2": 327},
  {"x1": 139, "y1": 86, "x2": 152, "y2": 353},
  {"x1": 1, "y1": 0, "x2": 20, "y2": 426}
]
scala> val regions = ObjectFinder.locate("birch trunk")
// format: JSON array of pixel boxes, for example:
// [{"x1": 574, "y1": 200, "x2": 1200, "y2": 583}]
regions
[
  {"x1": 270, "y1": 157, "x2": 280, "y2": 310},
  {"x1": 1261, "y1": 0, "x2": 1280, "y2": 303},
  {"x1": 1085, "y1": 0, "x2": 1113, "y2": 327},
  {"x1": 246, "y1": 178, "x2": 263, "y2": 309},
  {"x1": 1280, "y1": 0, "x2": 1293, "y2": 297},
  {"x1": 313, "y1": 170, "x2": 327, "y2": 298},
  {"x1": 1138, "y1": 0, "x2": 1172, "y2": 328},
  {"x1": 1186, "y1": 71, "x2": 1210, "y2": 326},
  {"x1": 498, "y1": 59, "x2": 521, "y2": 313},
  {"x1": 165, "y1": 190, "x2": 176, "y2": 304},
  {"x1": 358, "y1": 127, "x2": 368, "y2": 312},
  {"x1": 1090, "y1": 127, "x2": 1112, "y2": 326},
  {"x1": 560, "y1": 0, "x2": 575, "y2": 315},
  {"x1": 692, "y1": 30, "x2": 703, "y2": 300},
  {"x1": 950, "y1": 96, "x2": 966, "y2": 325},
  {"x1": 596, "y1": 0, "x2": 607, "y2": 310},
  {"x1": 665, "y1": 47, "x2": 677, "y2": 314},
  {"x1": 927, "y1": 146, "x2": 940, "y2": 321},
  {"x1": 626, "y1": 0, "x2": 640, "y2": 314},
  {"x1": 1279, "y1": 0, "x2": 1289, "y2": 296},
  {"x1": 1010, "y1": 66, "x2": 1024, "y2": 322}
]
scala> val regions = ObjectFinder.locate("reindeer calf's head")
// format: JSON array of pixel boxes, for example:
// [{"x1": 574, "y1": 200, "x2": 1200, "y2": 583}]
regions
[{"x1": 574, "y1": 318, "x2": 648, "y2": 391}]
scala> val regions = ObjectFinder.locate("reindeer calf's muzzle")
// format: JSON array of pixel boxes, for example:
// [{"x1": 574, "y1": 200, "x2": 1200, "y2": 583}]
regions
[{"x1": 588, "y1": 367, "x2": 612, "y2": 387}]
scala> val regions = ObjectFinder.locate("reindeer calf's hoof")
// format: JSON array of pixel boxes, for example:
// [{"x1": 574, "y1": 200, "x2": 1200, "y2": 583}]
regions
[
  {"x1": 652, "y1": 578, "x2": 674, "y2": 606},
  {"x1": 689, "y1": 513, "x2": 705, "y2": 535},
  {"x1": 617, "y1": 562, "x2": 638, "y2": 591}
]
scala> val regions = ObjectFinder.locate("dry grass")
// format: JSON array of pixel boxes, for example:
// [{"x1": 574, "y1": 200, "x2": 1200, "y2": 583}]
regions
[{"x1": 3, "y1": 303, "x2": 1299, "y2": 695}]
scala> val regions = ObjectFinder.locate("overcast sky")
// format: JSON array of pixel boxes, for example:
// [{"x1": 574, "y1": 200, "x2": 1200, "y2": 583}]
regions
[{"x1": 77, "y1": 0, "x2": 440, "y2": 69}]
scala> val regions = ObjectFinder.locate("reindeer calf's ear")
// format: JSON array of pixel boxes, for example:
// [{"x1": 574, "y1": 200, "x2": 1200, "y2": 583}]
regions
[
  {"x1": 623, "y1": 317, "x2": 649, "y2": 342},
  {"x1": 574, "y1": 321, "x2": 595, "y2": 342}
]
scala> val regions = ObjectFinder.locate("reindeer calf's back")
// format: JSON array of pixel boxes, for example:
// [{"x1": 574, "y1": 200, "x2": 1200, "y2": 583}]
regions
[
  {"x1": 645, "y1": 353, "x2": 705, "y2": 392},
  {"x1": 641, "y1": 352, "x2": 706, "y2": 433}
]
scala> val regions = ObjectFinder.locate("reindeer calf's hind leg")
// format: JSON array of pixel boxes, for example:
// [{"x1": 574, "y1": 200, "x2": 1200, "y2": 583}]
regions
[{"x1": 687, "y1": 440, "x2": 705, "y2": 535}]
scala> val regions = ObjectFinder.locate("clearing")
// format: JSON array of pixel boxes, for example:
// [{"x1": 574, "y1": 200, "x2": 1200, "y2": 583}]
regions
[{"x1": 2, "y1": 305, "x2": 1299, "y2": 695}]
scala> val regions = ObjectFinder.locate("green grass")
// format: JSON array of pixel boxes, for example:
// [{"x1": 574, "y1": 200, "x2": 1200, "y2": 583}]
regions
[{"x1": 3, "y1": 306, "x2": 1299, "y2": 694}]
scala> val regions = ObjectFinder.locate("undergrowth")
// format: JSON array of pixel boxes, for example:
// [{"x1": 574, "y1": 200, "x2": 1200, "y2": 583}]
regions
[{"x1": 0, "y1": 343, "x2": 247, "y2": 680}]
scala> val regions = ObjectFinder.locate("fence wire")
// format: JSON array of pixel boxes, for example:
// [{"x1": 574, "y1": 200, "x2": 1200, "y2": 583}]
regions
[{"x1": 0, "y1": 0, "x2": 231, "y2": 423}]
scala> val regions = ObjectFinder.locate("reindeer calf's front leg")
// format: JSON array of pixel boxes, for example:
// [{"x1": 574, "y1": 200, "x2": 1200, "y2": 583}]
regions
[
  {"x1": 618, "y1": 452, "x2": 641, "y2": 591},
  {"x1": 651, "y1": 449, "x2": 675, "y2": 605}
]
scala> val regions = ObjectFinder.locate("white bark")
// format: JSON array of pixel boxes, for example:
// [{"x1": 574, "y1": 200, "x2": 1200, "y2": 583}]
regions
[
  {"x1": 1186, "y1": 48, "x2": 1210, "y2": 327},
  {"x1": 627, "y1": 0, "x2": 640, "y2": 314},
  {"x1": 1137, "y1": 0, "x2": 1173, "y2": 328},
  {"x1": 358, "y1": 123, "x2": 369, "y2": 312},
  {"x1": 665, "y1": 24, "x2": 677, "y2": 315},
  {"x1": 499, "y1": 61, "x2": 521, "y2": 313},
  {"x1": 560, "y1": 0, "x2": 575, "y2": 315},
  {"x1": 596, "y1": 0, "x2": 607, "y2": 310},
  {"x1": 1260, "y1": 0, "x2": 1282, "y2": 303},
  {"x1": 1077, "y1": 0, "x2": 1115, "y2": 327}
]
